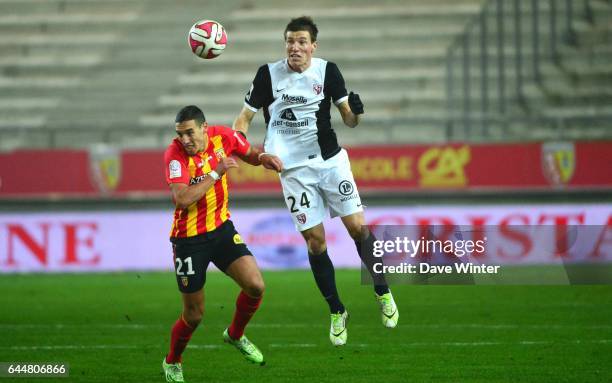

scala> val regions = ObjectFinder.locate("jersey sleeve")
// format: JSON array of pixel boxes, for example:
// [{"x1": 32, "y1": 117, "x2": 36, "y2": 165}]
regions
[
  {"x1": 221, "y1": 126, "x2": 251, "y2": 156},
  {"x1": 164, "y1": 145, "x2": 190, "y2": 185},
  {"x1": 244, "y1": 64, "x2": 273, "y2": 112},
  {"x1": 324, "y1": 62, "x2": 349, "y2": 106}
]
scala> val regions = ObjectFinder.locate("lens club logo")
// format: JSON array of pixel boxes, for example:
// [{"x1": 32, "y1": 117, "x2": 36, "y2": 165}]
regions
[
  {"x1": 89, "y1": 144, "x2": 121, "y2": 194},
  {"x1": 338, "y1": 180, "x2": 354, "y2": 196},
  {"x1": 214, "y1": 148, "x2": 225, "y2": 160},
  {"x1": 313, "y1": 83, "x2": 322, "y2": 95},
  {"x1": 541, "y1": 142, "x2": 575, "y2": 186}
]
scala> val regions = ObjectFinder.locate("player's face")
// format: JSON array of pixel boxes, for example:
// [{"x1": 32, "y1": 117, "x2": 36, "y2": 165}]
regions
[
  {"x1": 285, "y1": 30, "x2": 317, "y2": 72},
  {"x1": 175, "y1": 119, "x2": 207, "y2": 155}
]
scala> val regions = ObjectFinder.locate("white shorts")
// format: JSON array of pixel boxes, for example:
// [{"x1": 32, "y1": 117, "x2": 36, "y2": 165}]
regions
[{"x1": 280, "y1": 149, "x2": 363, "y2": 231}]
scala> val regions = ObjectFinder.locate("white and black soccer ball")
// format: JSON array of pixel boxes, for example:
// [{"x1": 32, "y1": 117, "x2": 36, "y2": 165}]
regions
[{"x1": 188, "y1": 19, "x2": 227, "y2": 59}]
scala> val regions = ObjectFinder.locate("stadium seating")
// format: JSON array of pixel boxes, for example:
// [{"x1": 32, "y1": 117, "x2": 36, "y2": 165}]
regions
[
  {"x1": 446, "y1": 0, "x2": 612, "y2": 141},
  {"x1": 0, "y1": 0, "x2": 609, "y2": 150}
]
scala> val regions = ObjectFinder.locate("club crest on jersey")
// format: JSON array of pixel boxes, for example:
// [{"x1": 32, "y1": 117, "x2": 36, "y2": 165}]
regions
[
  {"x1": 214, "y1": 148, "x2": 226, "y2": 160},
  {"x1": 296, "y1": 213, "x2": 307, "y2": 225},
  {"x1": 181, "y1": 276, "x2": 189, "y2": 287},
  {"x1": 313, "y1": 83, "x2": 322, "y2": 95}
]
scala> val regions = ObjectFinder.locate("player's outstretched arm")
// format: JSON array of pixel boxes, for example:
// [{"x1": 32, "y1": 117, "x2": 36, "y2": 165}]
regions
[
  {"x1": 338, "y1": 92, "x2": 364, "y2": 128},
  {"x1": 170, "y1": 157, "x2": 239, "y2": 209},
  {"x1": 238, "y1": 147, "x2": 283, "y2": 172},
  {"x1": 233, "y1": 106, "x2": 257, "y2": 136}
]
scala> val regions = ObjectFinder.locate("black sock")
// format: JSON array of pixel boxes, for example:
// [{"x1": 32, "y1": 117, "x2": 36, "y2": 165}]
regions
[
  {"x1": 308, "y1": 250, "x2": 345, "y2": 314},
  {"x1": 355, "y1": 232, "x2": 390, "y2": 296}
]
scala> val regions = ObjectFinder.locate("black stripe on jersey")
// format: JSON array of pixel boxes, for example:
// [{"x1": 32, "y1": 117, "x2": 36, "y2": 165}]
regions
[
  {"x1": 245, "y1": 65, "x2": 273, "y2": 126},
  {"x1": 316, "y1": 62, "x2": 346, "y2": 160},
  {"x1": 315, "y1": 96, "x2": 341, "y2": 160}
]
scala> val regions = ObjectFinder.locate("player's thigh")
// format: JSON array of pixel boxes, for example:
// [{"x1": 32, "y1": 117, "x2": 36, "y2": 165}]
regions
[
  {"x1": 225, "y1": 256, "x2": 265, "y2": 297},
  {"x1": 209, "y1": 221, "x2": 263, "y2": 294},
  {"x1": 320, "y1": 149, "x2": 363, "y2": 219},
  {"x1": 172, "y1": 241, "x2": 210, "y2": 294},
  {"x1": 280, "y1": 167, "x2": 325, "y2": 231}
]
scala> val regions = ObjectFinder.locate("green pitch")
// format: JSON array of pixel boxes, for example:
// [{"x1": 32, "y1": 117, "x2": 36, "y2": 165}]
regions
[{"x1": 0, "y1": 270, "x2": 611, "y2": 382}]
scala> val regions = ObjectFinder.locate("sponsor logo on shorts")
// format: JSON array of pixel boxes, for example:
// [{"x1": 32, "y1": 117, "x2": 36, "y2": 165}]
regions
[
  {"x1": 233, "y1": 233, "x2": 244, "y2": 244},
  {"x1": 296, "y1": 213, "x2": 307, "y2": 225},
  {"x1": 339, "y1": 180, "x2": 359, "y2": 202},
  {"x1": 338, "y1": 180, "x2": 354, "y2": 196},
  {"x1": 181, "y1": 276, "x2": 189, "y2": 287}
]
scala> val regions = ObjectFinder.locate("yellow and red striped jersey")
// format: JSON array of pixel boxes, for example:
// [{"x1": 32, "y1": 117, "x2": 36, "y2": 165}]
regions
[{"x1": 164, "y1": 125, "x2": 250, "y2": 238}]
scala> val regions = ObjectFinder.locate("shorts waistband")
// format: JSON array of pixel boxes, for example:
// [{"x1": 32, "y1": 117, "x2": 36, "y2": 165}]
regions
[{"x1": 170, "y1": 220, "x2": 233, "y2": 244}]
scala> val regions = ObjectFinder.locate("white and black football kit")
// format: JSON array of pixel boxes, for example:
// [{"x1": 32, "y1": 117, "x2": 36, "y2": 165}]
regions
[{"x1": 244, "y1": 58, "x2": 363, "y2": 230}]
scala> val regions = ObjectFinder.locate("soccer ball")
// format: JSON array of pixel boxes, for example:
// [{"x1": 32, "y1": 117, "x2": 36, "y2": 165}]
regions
[{"x1": 188, "y1": 19, "x2": 227, "y2": 59}]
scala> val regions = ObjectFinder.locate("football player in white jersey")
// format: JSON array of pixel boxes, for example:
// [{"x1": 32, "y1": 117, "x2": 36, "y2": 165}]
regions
[{"x1": 233, "y1": 16, "x2": 398, "y2": 346}]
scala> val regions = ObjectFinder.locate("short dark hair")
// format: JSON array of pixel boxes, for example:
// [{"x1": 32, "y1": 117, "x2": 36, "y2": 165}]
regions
[
  {"x1": 284, "y1": 16, "x2": 318, "y2": 42},
  {"x1": 175, "y1": 105, "x2": 205, "y2": 125}
]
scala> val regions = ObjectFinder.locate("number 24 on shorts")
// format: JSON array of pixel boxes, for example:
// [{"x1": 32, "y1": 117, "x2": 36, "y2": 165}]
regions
[{"x1": 287, "y1": 192, "x2": 310, "y2": 212}]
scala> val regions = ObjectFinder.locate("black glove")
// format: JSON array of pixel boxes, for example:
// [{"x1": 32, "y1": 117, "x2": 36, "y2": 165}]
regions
[{"x1": 348, "y1": 91, "x2": 364, "y2": 115}]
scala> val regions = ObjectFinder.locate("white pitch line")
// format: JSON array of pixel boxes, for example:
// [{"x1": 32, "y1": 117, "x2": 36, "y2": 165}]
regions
[
  {"x1": 1, "y1": 323, "x2": 611, "y2": 330},
  {"x1": 269, "y1": 344, "x2": 317, "y2": 348},
  {"x1": 9, "y1": 345, "x2": 144, "y2": 350},
  {"x1": 4, "y1": 339, "x2": 612, "y2": 351}
]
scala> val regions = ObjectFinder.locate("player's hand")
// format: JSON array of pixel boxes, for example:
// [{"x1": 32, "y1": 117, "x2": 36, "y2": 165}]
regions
[
  {"x1": 348, "y1": 91, "x2": 364, "y2": 115},
  {"x1": 215, "y1": 156, "x2": 239, "y2": 176},
  {"x1": 260, "y1": 153, "x2": 283, "y2": 172}
]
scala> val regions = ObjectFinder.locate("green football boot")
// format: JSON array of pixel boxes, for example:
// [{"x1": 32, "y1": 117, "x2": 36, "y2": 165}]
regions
[
  {"x1": 162, "y1": 357, "x2": 185, "y2": 383},
  {"x1": 223, "y1": 328, "x2": 265, "y2": 365},
  {"x1": 376, "y1": 291, "x2": 399, "y2": 328},
  {"x1": 329, "y1": 310, "x2": 349, "y2": 346}
]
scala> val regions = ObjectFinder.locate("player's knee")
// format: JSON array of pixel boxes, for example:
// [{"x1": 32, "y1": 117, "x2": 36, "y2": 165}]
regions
[
  {"x1": 183, "y1": 303, "x2": 204, "y2": 327},
  {"x1": 244, "y1": 279, "x2": 265, "y2": 298},
  {"x1": 346, "y1": 226, "x2": 363, "y2": 241},
  {"x1": 305, "y1": 235, "x2": 327, "y2": 255},
  {"x1": 346, "y1": 220, "x2": 369, "y2": 241},
  {"x1": 307, "y1": 241, "x2": 326, "y2": 255}
]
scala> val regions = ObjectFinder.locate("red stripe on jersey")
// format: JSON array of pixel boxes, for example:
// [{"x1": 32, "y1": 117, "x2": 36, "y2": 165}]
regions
[
  {"x1": 164, "y1": 125, "x2": 249, "y2": 239},
  {"x1": 213, "y1": 173, "x2": 226, "y2": 227}
]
